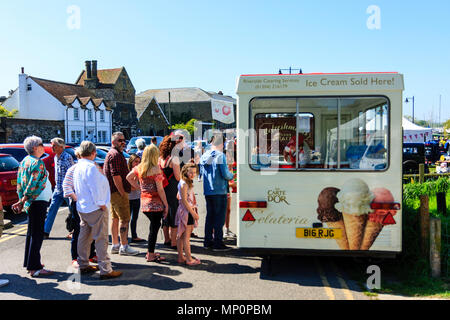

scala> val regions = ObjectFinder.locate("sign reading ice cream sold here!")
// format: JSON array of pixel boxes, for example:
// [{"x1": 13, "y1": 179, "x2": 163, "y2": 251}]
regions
[{"x1": 237, "y1": 73, "x2": 403, "y2": 93}]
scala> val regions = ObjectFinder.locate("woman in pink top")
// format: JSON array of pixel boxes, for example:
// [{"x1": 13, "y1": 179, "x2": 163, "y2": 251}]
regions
[
  {"x1": 175, "y1": 163, "x2": 200, "y2": 266},
  {"x1": 127, "y1": 145, "x2": 169, "y2": 263}
]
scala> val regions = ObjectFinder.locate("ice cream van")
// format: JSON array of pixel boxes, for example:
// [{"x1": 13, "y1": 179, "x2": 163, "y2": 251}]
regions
[{"x1": 235, "y1": 72, "x2": 404, "y2": 259}]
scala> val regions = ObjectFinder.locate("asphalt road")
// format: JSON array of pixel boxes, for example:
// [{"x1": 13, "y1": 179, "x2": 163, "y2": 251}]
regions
[{"x1": 0, "y1": 181, "x2": 420, "y2": 301}]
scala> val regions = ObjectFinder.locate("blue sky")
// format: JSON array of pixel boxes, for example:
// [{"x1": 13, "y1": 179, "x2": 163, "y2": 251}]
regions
[{"x1": 1, "y1": 0, "x2": 449, "y2": 123}]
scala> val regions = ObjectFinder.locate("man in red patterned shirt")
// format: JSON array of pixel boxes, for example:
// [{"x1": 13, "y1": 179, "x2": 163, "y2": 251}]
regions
[{"x1": 104, "y1": 132, "x2": 139, "y2": 256}]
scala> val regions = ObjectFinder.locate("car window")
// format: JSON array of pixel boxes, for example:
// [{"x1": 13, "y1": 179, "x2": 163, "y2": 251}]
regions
[
  {"x1": 0, "y1": 156, "x2": 20, "y2": 172},
  {"x1": 0, "y1": 148, "x2": 28, "y2": 162}
]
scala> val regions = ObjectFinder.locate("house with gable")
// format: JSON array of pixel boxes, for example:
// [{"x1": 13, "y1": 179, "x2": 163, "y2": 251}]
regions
[
  {"x1": 2, "y1": 67, "x2": 113, "y2": 144},
  {"x1": 75, "y1": 61, "x2": 138, "y2": 139}
]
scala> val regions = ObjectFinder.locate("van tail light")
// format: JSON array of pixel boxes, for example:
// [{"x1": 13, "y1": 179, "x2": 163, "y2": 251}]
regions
[
  {"x1": 370, "y1": 202, "x2": 401, "y2": 210},
  {"x1": 239, "y1": 201, "x2": 267, "y2": 209}
]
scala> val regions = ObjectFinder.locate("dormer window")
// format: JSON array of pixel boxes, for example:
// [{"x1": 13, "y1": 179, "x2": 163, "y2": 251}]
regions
[
  {"x1": 88, "y1": 109, "x2": 93, "y2": 121},
  {"x1": 100, "y1": 110, "x2": 105, "y2": 122}
]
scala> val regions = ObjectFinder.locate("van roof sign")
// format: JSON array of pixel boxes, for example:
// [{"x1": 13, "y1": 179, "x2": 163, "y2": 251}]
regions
[{"x1": 236, "y1": 72, "x2": 404, "y2": 94}]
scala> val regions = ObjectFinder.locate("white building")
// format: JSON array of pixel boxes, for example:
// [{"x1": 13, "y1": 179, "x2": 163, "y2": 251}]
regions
[{"x1": 3, "y1": 69, "x2": 113, "y2": 144}]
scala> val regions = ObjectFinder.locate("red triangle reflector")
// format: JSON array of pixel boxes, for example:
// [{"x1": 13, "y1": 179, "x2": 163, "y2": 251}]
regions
[
  {"x1": 242, "y1": 210, "x2": 255, "y2": 222},
  {"x1": 382, "y1": 213, "x2": 396, "y2": 225}
]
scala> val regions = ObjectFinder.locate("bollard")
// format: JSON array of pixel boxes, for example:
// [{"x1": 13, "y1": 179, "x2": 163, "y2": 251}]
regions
[
  {"x1": 430, "y1": 218, "x2": 441, "y2": 278},
  {"x1": 419, "y1": 195, "x2": 430, "y2": 257}
]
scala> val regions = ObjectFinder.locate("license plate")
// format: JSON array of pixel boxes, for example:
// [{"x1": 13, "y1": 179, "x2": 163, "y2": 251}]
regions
[
  {"x1": 296, "y1": 228, "x2": 342, "y2": 239},
  {"x1": 11, "y1": 180, "x2": 17, "y2": 186}
]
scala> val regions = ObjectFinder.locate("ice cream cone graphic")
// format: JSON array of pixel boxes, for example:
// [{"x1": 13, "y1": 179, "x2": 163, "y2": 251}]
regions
[
  {"x1": 335, "y1": 179, "x2": 374, "y2": 250},
  {"x1": 360, "y1": 188, "x2": 398, "y2": 250},
  {"x1": 317, "y1": 187, "x2": 349, "y2": 250}
]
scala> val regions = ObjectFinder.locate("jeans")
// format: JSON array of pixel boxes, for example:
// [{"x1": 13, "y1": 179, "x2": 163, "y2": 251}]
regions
[
  {"x1": 204, "y1": 195, "x2": 228, "y2": 248},
  {"x1": 24, "y1": 201, "x2": 47, "y2": 271},
  {"x1": 44, "y1": 191, "x2": 69, "y2": 234},
  {"x1": 129, "y1": 199, "x2": 141, "y2": 239},
  {"x1": 69, "y1": 200, "x2": 96, "y2": 261},
  {"x1": 143, "y1": 211, "x2": 163, "y2": 253}
]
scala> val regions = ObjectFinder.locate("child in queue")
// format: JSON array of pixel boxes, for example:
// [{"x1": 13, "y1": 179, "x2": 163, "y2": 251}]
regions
[{"x1": 175, "y1": 163, "x2": 201, "y2": 266}]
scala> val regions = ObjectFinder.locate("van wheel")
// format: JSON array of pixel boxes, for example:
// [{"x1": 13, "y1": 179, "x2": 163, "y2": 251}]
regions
[{"x1": 261, "y1": 255, "x2": 273, "y2": 277}]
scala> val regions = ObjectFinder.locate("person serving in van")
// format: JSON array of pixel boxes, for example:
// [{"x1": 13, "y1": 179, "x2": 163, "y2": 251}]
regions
[{"x1": 283, "y1": 134, "x2": 310, "y2": 166}]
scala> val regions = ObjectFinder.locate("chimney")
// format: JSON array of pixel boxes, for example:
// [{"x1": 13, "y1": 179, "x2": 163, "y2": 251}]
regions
[
  {"x1": 21, "y1": 67, "x2": 24, "y2": 74},
  {"x1": 218, "y1": 91, "x2": 223, "y2": 95},
  {"x1": 85, "y1": 61, "x2": 92, "y2": 79},
  {"x1": 92, "y1": 60, "x2": 98, "y2": 80}
]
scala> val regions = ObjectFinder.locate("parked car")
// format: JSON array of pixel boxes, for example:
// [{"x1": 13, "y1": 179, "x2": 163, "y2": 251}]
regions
[
  {"x1": 424, "y1": 140, "x2": 444, "y2": 165},
  {"x1": 403, "y1": 143, "x2": 429, "y2": 174},
  {"x1": 0, "y1": 144, "x2": 56, "y2": 189},
  {"x1": 126, "y1": 136, "x2": 164, "y2": 154},
  {"x1": 0, "y1": 154, "x2": 20, "y2": 214},
  {"x1": 63, "y1": 146, "x2": 105, "y2": 168},
  {"x1": 96, "y1": 146, "x2": 131, "y2": 159}
]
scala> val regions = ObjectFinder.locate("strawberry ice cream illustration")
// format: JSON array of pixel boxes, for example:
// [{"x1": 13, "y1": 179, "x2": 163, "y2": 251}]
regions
[{"x1": 360, "y1": 188, "x2": 399, "y2": 250}]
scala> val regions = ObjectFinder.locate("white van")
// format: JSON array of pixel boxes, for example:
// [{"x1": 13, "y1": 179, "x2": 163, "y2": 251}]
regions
[{"x1": 236, "y1": 72, "x2": 404, "y2": 259}]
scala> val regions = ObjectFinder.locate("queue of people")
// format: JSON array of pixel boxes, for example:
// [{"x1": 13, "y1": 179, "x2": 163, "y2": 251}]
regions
[{"x1": 8, "y1": 130, "x2": 237, "y2": 280}]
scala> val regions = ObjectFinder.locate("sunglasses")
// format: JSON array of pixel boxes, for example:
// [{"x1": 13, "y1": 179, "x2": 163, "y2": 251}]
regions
[{"x1": 117, "y1": 139, "x2": 126, "y2": 143}]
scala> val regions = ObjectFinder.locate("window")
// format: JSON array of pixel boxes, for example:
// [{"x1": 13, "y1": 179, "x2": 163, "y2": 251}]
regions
[
  {"x1": 98, "y1": 131, "x2": 107, "y2": 143},
  {"x1": 88, "y1": 109, "x2": 93, "y2": 122},
  {"x1": 73, "y1": 108, "x2": 79, "y2": 120},
  {"x1": 27, "y1": 84, "x2": 32, "y2": 91},
  {"x1": 71, "y1": 130, "x2": 82, "y2": 143},
  {"x1": 100, "y1": 110, "x2": 105, "y2": 122},
  {"x1": 249, "y1": 96, "x2": 389, "y2": 171}
]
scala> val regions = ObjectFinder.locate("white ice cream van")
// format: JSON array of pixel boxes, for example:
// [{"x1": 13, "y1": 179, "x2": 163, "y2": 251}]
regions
[{"x1": 235, "y1": 72, "x2": 404, "y2": 259}]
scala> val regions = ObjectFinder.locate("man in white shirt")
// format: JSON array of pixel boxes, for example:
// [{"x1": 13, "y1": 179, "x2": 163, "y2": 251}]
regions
[{"x1": 73, "y1": 141, "x2": 122, "y2": 280}]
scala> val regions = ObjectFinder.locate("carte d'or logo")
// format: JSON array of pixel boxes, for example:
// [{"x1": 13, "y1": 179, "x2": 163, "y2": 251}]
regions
[{"x1": 268, "y1": 188, "x2": 290, "y2": 205}]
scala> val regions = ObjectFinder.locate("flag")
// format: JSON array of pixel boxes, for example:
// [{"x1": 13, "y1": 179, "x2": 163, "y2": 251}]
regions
[{"x1": 211, "y1": 99, "x2": 235, "y2": 124}]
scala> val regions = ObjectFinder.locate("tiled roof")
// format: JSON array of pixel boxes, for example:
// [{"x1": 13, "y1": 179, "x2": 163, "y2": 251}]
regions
[
  {"x1": 137, "y1": 87, "x2": 236, "y2": 104},
  {"x1": 137, "y1": 88, "x2": 213, "y2": 103},
  {"x1": 76, "y1": 68, "x2": 124, "y2": 86},
  {"x1": 30, "y1": 76, "x2": 111, "y2": 111}
]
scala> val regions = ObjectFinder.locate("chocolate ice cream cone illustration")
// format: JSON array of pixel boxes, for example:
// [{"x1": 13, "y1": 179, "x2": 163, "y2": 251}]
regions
[
  {"x1": 317, "y1": 187, "x2": 349, "y2": 250},
  {"x1": 335, "y1": 179, "x2": 374, "y2": 250},
  {"x1": 360, "y1": 188, "x2": 398, "y2": 250}
]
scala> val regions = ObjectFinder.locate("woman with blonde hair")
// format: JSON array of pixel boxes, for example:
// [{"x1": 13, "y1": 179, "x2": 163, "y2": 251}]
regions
[{"x1": 127, "y1": 145, "x2": 169, "y2": 262}]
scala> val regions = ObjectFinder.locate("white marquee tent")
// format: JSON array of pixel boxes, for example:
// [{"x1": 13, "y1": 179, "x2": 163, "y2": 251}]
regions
[{"x1": 402, "y1": 117, "x2": 432, "y2": 143}]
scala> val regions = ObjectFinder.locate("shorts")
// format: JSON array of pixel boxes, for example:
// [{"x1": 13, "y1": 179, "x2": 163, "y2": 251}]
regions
[{"x1": 110, "y1": 192, "x2": 131, "y2": 223}]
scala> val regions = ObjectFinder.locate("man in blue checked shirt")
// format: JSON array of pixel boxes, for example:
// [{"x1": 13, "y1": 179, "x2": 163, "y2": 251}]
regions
[{"x1": 44, "y1": 138, "x2": 74, "y2": 238}]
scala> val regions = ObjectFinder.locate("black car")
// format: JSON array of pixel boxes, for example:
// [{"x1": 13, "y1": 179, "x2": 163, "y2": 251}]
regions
[
  {"x1": 424, "y1": 141, "x2": 444, "y2": 164},
  {"x1": 403, "y1": 143, "x2": 429, "y2": 174}
]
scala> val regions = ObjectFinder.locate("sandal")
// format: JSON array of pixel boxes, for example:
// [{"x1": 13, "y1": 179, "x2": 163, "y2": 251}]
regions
[
  {"x1": 146, "y1": 252, "x2": 166, "y2": 263},
  {"x1": 186, "y1": 259, "x2": 201, "y2": 266}
]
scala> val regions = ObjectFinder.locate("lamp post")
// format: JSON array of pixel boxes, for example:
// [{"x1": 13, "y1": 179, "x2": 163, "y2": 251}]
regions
[{"x1": 405, "y1": 96, "x2": 415, "y2": 124}]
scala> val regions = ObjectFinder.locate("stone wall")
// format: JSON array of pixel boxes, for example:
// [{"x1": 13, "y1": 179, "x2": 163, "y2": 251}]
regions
[
  {"x1": 0, "y1": 117, "x2": 65, "y2": 143},
  {"x1": 137, "y1": 101, "x2": 169, "y2": 136}
]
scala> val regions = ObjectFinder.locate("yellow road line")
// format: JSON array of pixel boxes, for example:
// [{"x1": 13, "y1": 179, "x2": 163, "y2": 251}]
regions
[
  {"x1": 0, "y1": 226, "x2": 28, "y2": 243},
  {"x1": 331, "y1": 261, "x2": 354, "y2": 300},
  {"x1": 315, "y1": 258, "x2": 335, "y2": 300}
]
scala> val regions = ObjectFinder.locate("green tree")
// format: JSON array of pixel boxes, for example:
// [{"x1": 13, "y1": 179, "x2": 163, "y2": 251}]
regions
[
  {"x1": 443, "y1": 119, "x2": 450, "y2": 138},
  {"x1": 0, "y1": 105, "x2": 18, "y2": 118},
  {"x1": 170, "y1": 118, "x2": 199, "y2": 136}
]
